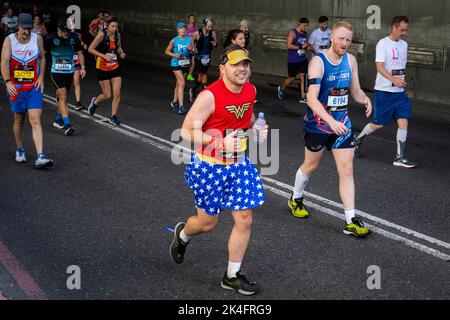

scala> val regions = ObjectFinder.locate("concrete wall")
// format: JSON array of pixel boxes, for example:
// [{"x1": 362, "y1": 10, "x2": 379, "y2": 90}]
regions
[{"x1": 38, "y1": 0, "x2": 450, "y2": 105}]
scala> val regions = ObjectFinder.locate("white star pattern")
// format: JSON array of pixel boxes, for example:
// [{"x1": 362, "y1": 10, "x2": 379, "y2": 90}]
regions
[{"x1": 186, "y1": 156, "x2": 265, "y2": 215}]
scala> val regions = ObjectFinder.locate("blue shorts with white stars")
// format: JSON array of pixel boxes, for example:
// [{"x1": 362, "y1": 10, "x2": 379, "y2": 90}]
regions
[{"x1": 184, "y1": 154, "x2": 266, "y2": 216}]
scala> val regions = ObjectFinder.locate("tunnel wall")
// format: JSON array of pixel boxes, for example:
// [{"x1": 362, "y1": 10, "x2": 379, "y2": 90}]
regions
[{"x1": 33, "y1": 0, "x2": 450, "y2": 105}]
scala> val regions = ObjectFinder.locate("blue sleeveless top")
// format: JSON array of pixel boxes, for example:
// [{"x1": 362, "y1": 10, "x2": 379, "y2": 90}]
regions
[
  {"x1": 171, "y1": 36, "x2": 191, "y2": 67},
  {"x1": 304, "y1": 52, "x2": 353, "y2": 134}
]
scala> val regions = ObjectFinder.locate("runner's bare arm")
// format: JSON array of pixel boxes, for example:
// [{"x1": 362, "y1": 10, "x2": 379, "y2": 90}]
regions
[
  {"x1": 165, "y1": 39, "x2": 180, "y2": 59},
  {"x1": 35, "y1": 35, "x2": 46, "y2": 92},
  {"x1": 89, "y1": 19, "x2": 98, "y2": 37},
  {"x1": 211, "y1": 31, "x2": 218, "y2": 47},
  {"x1": 349, "y1": 54, "x2": 372, "y2": 117},
  {"x1": 376, "y1": 62, "x2": 406, "y2": 88},
  {"x1": 287, "y1": 31, "x2": 298, "y2": 50},
  {"x1": 1, "y1": 37, "x2": 17, "y2": 96},
  {"x1": 37, "y1": 35, "x2": 46, "y2": 78},
  {"x1": 1, "y1": 37, "x2": 11, "y2": 80},
  {"x1": 181, "y1": 90, "x2": 216, "y2": 145},
  {"x1": 117, "y1": 32, "x2": 126, "y2": 57},
  {"x1": 88, "y1": 32, "x2": 107, "y2": 59}
]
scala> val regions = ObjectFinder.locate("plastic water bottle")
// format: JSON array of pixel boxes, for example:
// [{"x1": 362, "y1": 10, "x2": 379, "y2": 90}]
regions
[{"x1": 254, "y1": 112, "x2": 267, "y2": 144}]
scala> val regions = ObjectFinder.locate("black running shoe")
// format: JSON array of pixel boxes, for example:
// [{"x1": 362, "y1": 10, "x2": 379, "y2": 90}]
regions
[
  {"x1": 88, "y1": 97, "x2": 97, "y2": 115},
  {"x1": 170, "y1": 222, "x2": 189, "y2": 264},
  {"x1": 170, "y1": 101, "x2": 180, "y2": 112},
  {"x1": 52, "y1": 119, "x2": 64, "y2": 130},
  {"x1": 177, "y1": 105, "x2": 188, "y2": 115},
  {"x1": 74, "y1": 101, "x2": 84, "y2": 111},
  {"x1": 221, "y1": 271, "x2": 260, "y2": 296},
  {"x1": 393, "y1": 157, "x2": 418, "y2": 169},
  {"x1": 64, "y1": 125, "x2": 75, "y2": 136},
  {"x1": 111, "y1": 115, "x2": 121, "y2": 127}
]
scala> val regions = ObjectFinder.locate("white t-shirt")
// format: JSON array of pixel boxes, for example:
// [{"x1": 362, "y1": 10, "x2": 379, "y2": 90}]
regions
[
  {"x1": 1, "y1": 16, "x2": 18, "y2": 29},
  {"x1": 308, "y1": 28, "x2": 332, "y2": 54},
  {"x1": 375, "y1": 36, "x2": 408, "y2": 93}
]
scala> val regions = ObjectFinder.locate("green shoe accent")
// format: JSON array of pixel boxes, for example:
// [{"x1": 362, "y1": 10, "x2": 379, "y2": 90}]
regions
[
  {"x1": 186, "y1": 74, "x2": 195, "y2": 81},
  {"x1": 343, "y1": 217, "x2": 372, "y2": 238},
  {"x1": 288, "y1": 196, "x2": 310, "y2": 219},
  {"x1": 221, "y1": 272, "x2": 259, "y2": 296}
]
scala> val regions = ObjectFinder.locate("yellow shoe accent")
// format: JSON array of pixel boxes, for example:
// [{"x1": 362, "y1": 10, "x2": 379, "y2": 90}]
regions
[
  {"x1": 288, "y1": 197, "x2": 310, "y2": 219},
  {"x1": 343, "y1": 217, "x2": 372, "y2": 238}
]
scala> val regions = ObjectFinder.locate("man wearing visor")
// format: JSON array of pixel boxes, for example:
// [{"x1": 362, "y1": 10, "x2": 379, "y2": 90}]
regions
[
  {"x1": 1, "y1": 13, "x2": 54, "y2": 169},
  {"x1": 170, "y1": 45, "x2": 269, "y2": 296},
  {"x1": 47, "y1": 16, "x2": 86, "y2": 136}
]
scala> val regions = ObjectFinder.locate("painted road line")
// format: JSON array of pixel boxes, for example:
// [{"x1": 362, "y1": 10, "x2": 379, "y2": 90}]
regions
[
  {"x1": 42, "y1": 95, "x2": 450, "y2": 262},
  {"x1": 262, "y1": 176, "x2": 450, "y2": 251},
  {"x1": 0, "y1": 242, "x2": 47, "y2": 300},
  {"x1": 264, "y1": 185, "x2": 450, "y2": 262}
]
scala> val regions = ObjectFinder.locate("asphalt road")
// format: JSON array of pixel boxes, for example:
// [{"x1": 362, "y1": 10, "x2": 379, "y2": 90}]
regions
[{"x1": 0, "y1": 58, "x2": 449, "y2": 300}]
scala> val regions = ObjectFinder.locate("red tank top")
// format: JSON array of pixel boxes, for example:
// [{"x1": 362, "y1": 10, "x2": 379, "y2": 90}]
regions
[
  {"x1": 9, "y1": 33, "x2": 40, "y2": 91},
  {"x1": 197, "y1": 78, "x2": 256, "y2": 163}
]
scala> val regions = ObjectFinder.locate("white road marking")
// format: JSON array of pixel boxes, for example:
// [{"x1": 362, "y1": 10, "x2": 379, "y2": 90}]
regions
[{"x1": 42, "y1": 94, "x2": 450, "y2": 262}]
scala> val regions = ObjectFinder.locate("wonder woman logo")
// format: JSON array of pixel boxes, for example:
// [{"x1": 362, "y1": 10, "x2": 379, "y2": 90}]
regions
[{"x1": 225, "y1": 103, "x2": 251, "y2": 119}]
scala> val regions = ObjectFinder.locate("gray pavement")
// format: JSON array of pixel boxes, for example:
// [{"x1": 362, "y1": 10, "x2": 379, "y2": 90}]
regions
[{"x1": 0, "y1": 59, "x2": 449, "y2": 300}]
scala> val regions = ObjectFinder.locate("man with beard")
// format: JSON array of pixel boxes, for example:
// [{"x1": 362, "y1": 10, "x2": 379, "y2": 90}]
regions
[
  {"x1": 170, "y1": 45, "x2": 269, "y2": 296},
  {"x1": 288, "y1": 22, "x2": 373, "y2": 238}
]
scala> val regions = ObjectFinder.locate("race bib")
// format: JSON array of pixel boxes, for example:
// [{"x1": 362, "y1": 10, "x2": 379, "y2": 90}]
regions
[
  {"x1": 327, "y1": 88, "x2": 349, "y2": 111},
  {"x1": 297, "y1": 49, "x2": 306, "y2": 56},
  {"x1": 201, "y1": 55, "x2": 211, "y2": 65},
  {"x1": 392, "y1": 69, "x2": 405, "y2": 86},
  {"x1": 14, "y1": 65, "x2": 35, "y2": 83},
  {"x1": 179, "y1": 59, "x2": 190, "y2": 67},
  {"x1": 54, "y1": 59, "x2": 72, "y2": 72},
  {"x1": 107, "y1": 53, "x2": 118, "y2": 63}
]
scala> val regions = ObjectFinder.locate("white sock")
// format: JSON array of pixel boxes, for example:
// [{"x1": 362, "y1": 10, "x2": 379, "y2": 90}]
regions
[
  {"x1": 397, "y1": 129, "x2": 408, "y2": 158},
  {"x1": 345, "y1": 209, "x2": 356, "y2": 225},
  {"x1": 293, "y1": 169, "x2": 310, "y2": 200},
  {"x1": 357, "y1": 124, "x2": 375, "y2": 140},
  {"x1": 179, "y1": 229, "x2": 191, "y2": 243},
  {"x1": 227, "y1": 262, "x2": 242, "y2": 279}
]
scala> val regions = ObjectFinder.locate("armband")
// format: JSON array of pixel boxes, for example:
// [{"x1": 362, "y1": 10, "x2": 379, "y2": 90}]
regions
[{"x1": 308, "y1": 78, "x2": 322, "y2": 85}]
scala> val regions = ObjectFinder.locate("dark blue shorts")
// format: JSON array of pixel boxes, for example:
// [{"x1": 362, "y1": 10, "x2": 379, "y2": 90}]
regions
[
  {"x1": 184, "y1": 154, "x2": 266, "y2": 216},
  {"x1": 373, "y1": 91, "x2": 412, "y2": 126},
  {"x1": 8, "y1": 87, "x2": 43, "y2": 113}
]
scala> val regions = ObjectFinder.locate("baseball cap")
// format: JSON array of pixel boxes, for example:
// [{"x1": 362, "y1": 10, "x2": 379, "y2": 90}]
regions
[
  {"x1": 18, "y1": 13, "x2": 33, "y2": 29},
  {"x1": 56, "y1": 16, "x2": 69, "y2": 31},
  {"x1": 220, "y1": 47, "x2": 252, "y2": 65},
  {"x1": 176, "y1": 22, "x2": 186, "y2": 29}
]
